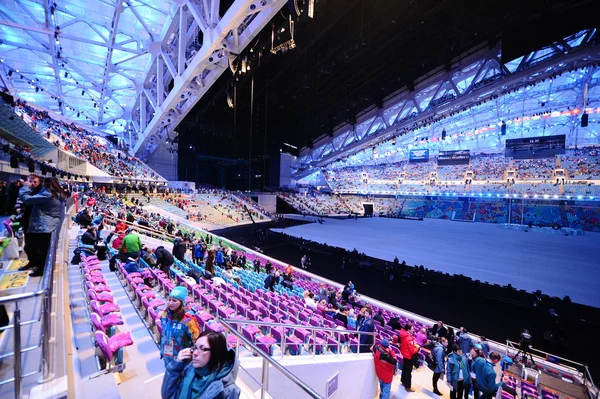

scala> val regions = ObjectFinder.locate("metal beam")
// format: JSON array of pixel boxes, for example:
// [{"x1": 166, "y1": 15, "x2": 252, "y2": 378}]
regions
[
  {"x1": 294, "y1": 34, "x2": 600, "y2": 177},
  {"x1": 98, "y1": 1, "x2": 126, "y2": 123},
  {"x1": 133, "y1": 0, "x2": 287, "y2": 155},
  {"x1": 43, "y1": 0, "x2": 65, "y2": 115}
]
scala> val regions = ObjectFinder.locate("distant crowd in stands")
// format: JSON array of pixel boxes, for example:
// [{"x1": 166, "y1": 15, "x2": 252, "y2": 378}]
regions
[
  {"x1": 10, "y1": 99, "x2": 163, "y2": 181},
  {"x1": 322, "y1": 148, "x2": 600, "y2": 196}
]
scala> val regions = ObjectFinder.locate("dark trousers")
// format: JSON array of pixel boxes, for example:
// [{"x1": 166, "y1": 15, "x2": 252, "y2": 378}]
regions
[
  {"x1": 472, "y1": 379, "x2": 480, "y2": 399},
  {"x1": 161, "y1": 262, "x2": 174, "y2": 277},
  {"x1": 480, "y1": 391, "x2": 495, "y2": 399},
  {"x1": 26, "y1": 233, "x2": 52, "y2": 271},
  {"x1": 432, "y1": 372, "x2": 443, "y2": 393},
  {"x1": 450, "y1": 381, "x2": 467, "y2": 399},
  {"x1": 401, "y1": 356, "x2": 416, "y2": 389}
]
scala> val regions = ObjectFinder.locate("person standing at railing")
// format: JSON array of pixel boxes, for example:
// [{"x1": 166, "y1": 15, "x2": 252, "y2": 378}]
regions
[
  {"x1": 18, "y1": 174, "x2": 42, "y2": 271},
  {"x1": 18, "y1": 177, "x2": 68, "y2": 277},
  {"x1": 358, "y1": 308, "x2": 375, "y2": 353}
]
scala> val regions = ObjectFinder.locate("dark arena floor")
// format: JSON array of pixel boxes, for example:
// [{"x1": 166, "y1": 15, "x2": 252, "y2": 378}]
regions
[{"x1": 213, "y1": 217, "x2": 600, "y2": 381}]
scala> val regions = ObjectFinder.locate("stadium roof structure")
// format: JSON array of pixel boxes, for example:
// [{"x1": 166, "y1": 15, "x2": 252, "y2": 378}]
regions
[
  {"x1": 0, "y1": 0, "x2": 286, "y2": 159},
  {"x1": 292, "y1": 29, "x2": 600, "y2": 179}
]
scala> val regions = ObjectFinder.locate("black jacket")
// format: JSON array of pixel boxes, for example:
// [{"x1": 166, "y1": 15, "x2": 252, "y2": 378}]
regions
[
  {"x1": 155, "y1": 246, "x2": 174, "y2": 267},
  {"x1": 172, "y1": 238, "x2": 186, "y2": 261},
  {"x1": 81, "y1": 231, "x2": 97, "y2": 246}
]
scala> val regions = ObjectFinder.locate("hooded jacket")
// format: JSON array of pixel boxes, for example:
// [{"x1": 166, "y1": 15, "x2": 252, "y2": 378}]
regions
[
  {"x1": 161, "y1": 349, "x2": 240, "y2": 399},
  {"x1": 447, "y1": 352, "x2": 471, "y2": 390},
  {"x1": 432, "y1": 342, "x2": 446, "y2": 374},
  {"x1": 373, "y1": 343, "x2": 397, "y2": 383}
]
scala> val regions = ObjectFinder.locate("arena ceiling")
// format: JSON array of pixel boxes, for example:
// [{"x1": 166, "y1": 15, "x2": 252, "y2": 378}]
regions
[
  {"x1": 0, "y1": 0, "x2": 598, "y2": 166},
  {"x1": 177, "y1": 0, "x2": 600, "y2": 160}
]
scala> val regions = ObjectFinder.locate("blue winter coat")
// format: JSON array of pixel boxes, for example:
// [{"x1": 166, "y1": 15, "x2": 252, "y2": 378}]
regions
[
  {"x1": 432, "y1": 342, "x2": 446, "y2": 373},
  {"x1": 161, "y1": 350, "x2": 240, "y2": 399},
  {"x1": 474, "y1": 358, "x2": 504, "y2": 394},
  {"x1": 193, "y1": 244, "x2": 205, "y2": 259},
  {"x1": 19, "y1": 186, "x2": 63, "y2": 233},
  {"x1": 457, "y1": 332, "x2": 474, "y2": 354},
  {"x1": 358, "y1": 317, "x2": 375, "y2": 347},
  {"x1": 446, "y1": 352, "x2": 471, "y2": 390}
]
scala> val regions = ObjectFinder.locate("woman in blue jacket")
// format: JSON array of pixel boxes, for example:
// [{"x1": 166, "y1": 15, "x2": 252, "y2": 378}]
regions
[
  {"x1": 446, "y1": 344, "x2": 471, "y2": 399},
  {"x1": 19, "y1": 177, "x2": 67, "y2": 277},
  {"x1": 161, "y1": 330, "x2": 240, "y2": 399}
]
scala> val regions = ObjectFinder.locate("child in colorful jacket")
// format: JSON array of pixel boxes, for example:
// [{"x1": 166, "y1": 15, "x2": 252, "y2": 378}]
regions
[{"x1": 158, "y1": 286, "x2": 201, "y2": 366}]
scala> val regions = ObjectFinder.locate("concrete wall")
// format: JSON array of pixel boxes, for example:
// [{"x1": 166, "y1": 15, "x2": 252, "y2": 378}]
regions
[
  {"x1": 238, "y1": 354, "x2": 377, "y2": 399},
  {"x1": 146, "y1": 142, "x2": 178, "y2": 181},
  {"x1": 253, "y1": 194, "x2": 277, "y2": 214},
  {"x1": 279, "y1": 153, "x2": 296, "y2": 188}
]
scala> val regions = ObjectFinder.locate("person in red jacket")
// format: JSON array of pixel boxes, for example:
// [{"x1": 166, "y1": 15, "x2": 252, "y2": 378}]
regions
[
  {"x1": 373, "y1": 339, "x2": 397, "y2": 399},
  {"x1": 400, "y1": 323, "x2": 420, "y2": 392},
  {"x1": 114, "y1": 221, "x2": 128, "y2": 233}
]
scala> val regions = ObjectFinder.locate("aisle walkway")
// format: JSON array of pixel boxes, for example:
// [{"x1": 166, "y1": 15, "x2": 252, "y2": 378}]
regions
[{"x1": 67, "y1": 226, "x2": 165, "y2": 398}]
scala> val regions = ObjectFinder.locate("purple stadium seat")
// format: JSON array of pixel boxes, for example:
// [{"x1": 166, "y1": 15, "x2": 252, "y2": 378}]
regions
[
  {"x1": 247, "y1": 309, "x2": 261, "y2": 321},
  {"x1": 95, "y1": 330, "x2": 133, "y2": 364},
  {"x1": 90, "y1": 300, "x2": 120, "y2": 316},
  {"x1": 256, "y1": 335, "x2": 277, "y2": 356},
  {"x1": 88, "y1": 289, "x2": 115, "y2": 303},
  {"x1": 242, "y1": 325, "x2": 261, "y2": 342},
  {"x1": 286, "y1": 335, "x2": 303, "y2": 355},
  {"x1": 294, "y1": 327, "x2": 310, "y2": 343},
  {"x1": 217, "y1": 306, "x2": 236, "y2": 320}
]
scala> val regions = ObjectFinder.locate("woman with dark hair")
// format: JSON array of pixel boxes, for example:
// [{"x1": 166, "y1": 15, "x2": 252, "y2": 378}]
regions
[
  {"x1": 161, "y1": 330, "x2": 240, "y2": 399},
  {"x1": 19, "y1": 177, "x2": 67, "y2": 277}
]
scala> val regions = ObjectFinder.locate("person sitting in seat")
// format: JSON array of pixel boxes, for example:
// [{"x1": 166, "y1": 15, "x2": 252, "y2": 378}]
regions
[{"x1": 124, "y1": 254, "x2": 141, "y2": 274}]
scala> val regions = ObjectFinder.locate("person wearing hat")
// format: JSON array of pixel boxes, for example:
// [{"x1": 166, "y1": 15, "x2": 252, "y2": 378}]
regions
[
  {"x1": 373, "y1": 338, "x2": 397, "y2": 399},
  {"x1": 158, "y1": 286, "x2": 201, "y2": 367}
]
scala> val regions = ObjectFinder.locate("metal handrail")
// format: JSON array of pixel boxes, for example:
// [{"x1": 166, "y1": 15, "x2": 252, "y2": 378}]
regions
[
  {"x1": 506, "y1": 339, "x2": 586, "y2": 369},
  {"x1": 221, "y1": 318, "x2": 377, "y2": 338},
  {"x1": 219, "y1": 319, "x2": 323, "y2": 399},
  {"x1": 102, "y1": 214, "x2": 178, "y2": 241},
  {"x1": 0, "y1": 201, "x2": 69, "y2": 397}
]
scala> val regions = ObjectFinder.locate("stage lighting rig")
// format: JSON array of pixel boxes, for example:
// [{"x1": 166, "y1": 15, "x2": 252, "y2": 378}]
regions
[{"x1": 271, "y1": 17, "x2": 296, "y2": 54}]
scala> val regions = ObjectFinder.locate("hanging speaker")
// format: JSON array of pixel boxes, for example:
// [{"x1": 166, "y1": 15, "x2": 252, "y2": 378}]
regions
[
  {"x1": 581, "y1": 113, "x2": 589, "y2": 127},
  {"x1": 10, "y1": 154, "x2": 19, "y2": 168},
  {"x1": 501, "y1": 122, "x2": 507, "y2": 135},
  {"x1": 441, "y1": 129, "x2": 446, "y2": 140},
  {"x1": 28, "y1": 160, "x2": 35, "y2": 173}
]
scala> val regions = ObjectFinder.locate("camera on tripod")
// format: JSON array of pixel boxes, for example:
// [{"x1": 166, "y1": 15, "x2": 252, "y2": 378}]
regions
[{"x1": 519, "y1": 329, "x2": 532, "y2": 350}]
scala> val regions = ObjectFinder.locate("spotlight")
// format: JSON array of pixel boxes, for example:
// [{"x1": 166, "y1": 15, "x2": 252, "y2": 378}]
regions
[
  {"x1": 64, "y1": 72, "x2": 68, "y2": 78},
  {"x1": 82, "y1": 90, "x2": 85, "y2": 96},
  {"x1": 8, "y1": 70, "x2": 12, "y2": 76}
]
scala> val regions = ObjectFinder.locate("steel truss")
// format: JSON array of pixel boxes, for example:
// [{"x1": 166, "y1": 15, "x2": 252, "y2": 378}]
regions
[{"x1": 131, "y1": 0, "x2": 286, "y2": 161}]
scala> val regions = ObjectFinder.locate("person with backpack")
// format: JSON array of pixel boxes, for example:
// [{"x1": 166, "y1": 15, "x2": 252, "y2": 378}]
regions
[
  {"x1": 431, "y1": 337, "x2": 448, "y2": 395},
  {"x1": 373, "y1": 338, "x2": 397, "y2": 399}
]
